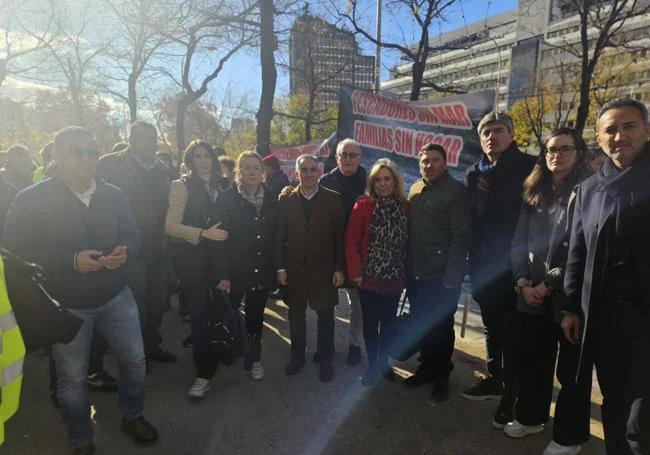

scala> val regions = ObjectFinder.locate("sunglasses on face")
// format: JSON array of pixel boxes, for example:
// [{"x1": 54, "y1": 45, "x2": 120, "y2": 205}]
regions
[
  {"x1": 338, "y1": 152, "x2": 359, "y2": 160},
  {"x1": 70, "y1": 147, "x2": 101, "y2": 160}
]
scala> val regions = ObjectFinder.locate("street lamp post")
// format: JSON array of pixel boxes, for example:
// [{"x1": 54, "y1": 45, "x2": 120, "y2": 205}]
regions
[{"x1": 375, "y1": 0, "x2": 382, "y2": 93}]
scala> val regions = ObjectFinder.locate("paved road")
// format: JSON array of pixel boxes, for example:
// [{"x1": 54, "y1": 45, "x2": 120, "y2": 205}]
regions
[{"x1": 5, "y1": 292, "x2": 606, "y2": 454}]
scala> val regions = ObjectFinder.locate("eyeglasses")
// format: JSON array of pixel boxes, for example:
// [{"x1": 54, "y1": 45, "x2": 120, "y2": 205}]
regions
[
  {"x1": 70, "y1": 147, "x2": 101, "y2": 160},
  {"x1": 337, "y1": 152, "x2": 359, "y2": 160},
  {"x1": 240, "y1": 166, "x2": 262, "y2": 173},
  {"x1": 546, "y1": 146, "x2": 576, "y2": 156}
]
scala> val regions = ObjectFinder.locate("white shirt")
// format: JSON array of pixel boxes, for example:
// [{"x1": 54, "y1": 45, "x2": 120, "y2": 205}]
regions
[
  {"x1": 73, "y1": 179, "x2": 97, "y2": 207},
  {"x1": 299, "y1": 185, "x2": 319, "y2": 201}
]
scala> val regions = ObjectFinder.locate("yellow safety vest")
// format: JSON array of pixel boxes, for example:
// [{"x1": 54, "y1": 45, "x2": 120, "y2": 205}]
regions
[{"x1": 0, "y1": 256, "x2": 25, "y2": 445}]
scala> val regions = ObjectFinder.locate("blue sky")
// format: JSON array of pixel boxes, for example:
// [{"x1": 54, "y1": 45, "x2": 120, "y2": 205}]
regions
[{"x1": 212, "y1": 0, "x2": 518, "y2": 108}]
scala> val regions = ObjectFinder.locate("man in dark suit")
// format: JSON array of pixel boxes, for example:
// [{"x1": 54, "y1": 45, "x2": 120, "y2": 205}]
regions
[
  {"x1": 276, "y1": 154, "x2": 345, "y2": 383},
  {"x1": 564, "y1": 98, "x2": 650, "y2": 455},
  {"x1": 463, "y1": 111, "x2": 535, "y2": 429},
  {"x1": 97, "y1": 121, "x2": 175, "y2": 364}
]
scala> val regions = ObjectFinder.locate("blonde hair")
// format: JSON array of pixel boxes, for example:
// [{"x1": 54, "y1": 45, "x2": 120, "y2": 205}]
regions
[
  {"x1": 235, "y1": 150, "x2": 263, "y2": 184},
  {"x1": 367, "y1": 158, "x2": 406, "y2": 202}
]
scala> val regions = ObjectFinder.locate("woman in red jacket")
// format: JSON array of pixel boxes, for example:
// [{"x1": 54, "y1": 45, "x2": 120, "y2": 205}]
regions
[{"x1": 345, "y1": 158, "x2": 409, "y2": 386}]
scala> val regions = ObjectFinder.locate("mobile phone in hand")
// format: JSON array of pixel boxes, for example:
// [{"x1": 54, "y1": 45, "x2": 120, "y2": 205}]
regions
[{"x1": 109, "y1": 246, "x2": 127, "y2": 256}]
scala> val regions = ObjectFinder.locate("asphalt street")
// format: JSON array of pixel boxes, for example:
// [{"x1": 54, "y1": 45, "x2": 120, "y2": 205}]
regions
[{"x1": 4, "y1": 291, "x2": 606, "y2": 455}]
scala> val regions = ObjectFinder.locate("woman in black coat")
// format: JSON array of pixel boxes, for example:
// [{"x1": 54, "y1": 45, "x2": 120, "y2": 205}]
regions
[
  {"x1": 165, "y1": 140, "x2": 230, "y2": 399},
  {"x1": 220, "y1": 151, "x2": 278, "y2": 381},
  {"x1": 505, "y1": 128, "x2": 592, "y2": 454}
]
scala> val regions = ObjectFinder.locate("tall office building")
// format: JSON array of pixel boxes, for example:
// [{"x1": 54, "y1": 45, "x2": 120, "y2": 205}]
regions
[
  {"x1": 289, "y1": 10, "x2": 375, "y2": 110},
  {"x1": 382, "y1": 0, "x2": 650, "y2": 117}
]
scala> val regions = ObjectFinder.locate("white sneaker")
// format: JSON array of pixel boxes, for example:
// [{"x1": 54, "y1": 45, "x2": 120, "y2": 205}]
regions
[
  {"x1": 543, "y1": 440, "x2": 582, "y2": 455},
  {"x1": 251, "y1": 361, "x2": 264, "y2": 381},
  {"x1": 188, "y1": 378, "x2": 210, "y2": 398},
  {"x1": 503, "y1": 419, "x2": 545, "y2": 439}
]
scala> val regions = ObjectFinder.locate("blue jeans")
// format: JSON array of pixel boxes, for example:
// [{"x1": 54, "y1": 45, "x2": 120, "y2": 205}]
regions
[{"x1": 52, "y1": 287, "x2": 146, "y2": 447}]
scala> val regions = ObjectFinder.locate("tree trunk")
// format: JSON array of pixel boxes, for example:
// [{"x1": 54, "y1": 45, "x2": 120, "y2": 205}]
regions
[
  {"x1": 410, "y1": 59, "x2": 425, "y2": 101},
  {"x1": 128, "y1": 72, "x2": 138, "y2": 123},
  {"x1": 305, "y1": 117, "x2": 312, "y2": 142},
  {"x1": 176, "y1": 90, "x2": 204, "y2": 153},
  {"x1": 255, "y1": 0, "x2": 276, "y2": 156}
]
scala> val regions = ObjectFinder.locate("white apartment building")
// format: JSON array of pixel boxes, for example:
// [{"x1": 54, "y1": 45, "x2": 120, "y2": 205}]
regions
[{"x1": 381, "y1": 0, "x2": 650, "y2": 118}]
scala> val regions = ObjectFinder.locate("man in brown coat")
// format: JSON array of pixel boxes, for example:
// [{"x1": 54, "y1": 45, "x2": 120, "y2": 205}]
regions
[{"x1": 276, "y1": 154, "x2": 345, "y2": 382}]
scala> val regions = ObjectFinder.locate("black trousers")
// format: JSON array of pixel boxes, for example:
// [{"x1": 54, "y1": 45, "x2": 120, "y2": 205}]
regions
[
  {"x1": 474, "y1": 279, "x2": 520, "y2": 390},
  {"x1": 593, "y1": 300, "x2": 650, "y2": 455},
  {"x1": 407, "y1": 277, "x2": 461, "y2": 381},
  {"x1": 129, "y1": 256, "x2": 169, "y2": 354},
  {"x1": 358, "y1": 290, "x2": 398, "y2": 369},
  {"x1": 230, "y1": 288, "x2": 269, "y2": 363},
  {"x1": 288, "y1": 305, "x2": 335, "y2": 364},
  {"x1": 515, "y1": 312, "x2": 592, "y2": 446},
  {"x1": 186, "y1": 282, "x2": 218, "y2": 379}
]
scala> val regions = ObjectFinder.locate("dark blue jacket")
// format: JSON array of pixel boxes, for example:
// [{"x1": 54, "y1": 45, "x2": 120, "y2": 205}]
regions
[
  {"x1": 465, "y1": 143, "x2": 535, "y2": 302},
  {"x1": 319, "y1": 166, "x2": 367, "y2": 223},
  {"x1": 565, "y1": 148, "x2": 650, "y2": 349},
  {"x1": 2, "y1": 177, "x2": 140, "y2": 309},
  {"x1": 511, "y1": 200, "x2": 573, "y2": 321}
]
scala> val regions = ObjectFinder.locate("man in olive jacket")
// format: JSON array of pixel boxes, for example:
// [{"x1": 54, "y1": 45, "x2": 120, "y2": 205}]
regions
[
  {"x1": 276, "y1": 154, "x2": 345, "y2": 383},
  {"x1": 405, "y1": 143, "x2": 471, "y2": 402}
]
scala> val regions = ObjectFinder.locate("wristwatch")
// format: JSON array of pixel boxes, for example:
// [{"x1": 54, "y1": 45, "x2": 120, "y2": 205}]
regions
[{"x1": 515, "y1": 277, "x2": 532, "y2": 294}]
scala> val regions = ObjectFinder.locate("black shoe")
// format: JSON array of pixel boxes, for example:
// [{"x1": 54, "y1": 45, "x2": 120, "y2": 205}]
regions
[
  {"x1": 121, "y1": 416, "x2": 159, "y2": 444},
  {"x1": 319, "y1": 362, "x2": 335, "y2": 382},
  {"x1": 383, "y1": 367, "x2": 396, "y2": 382},
  {"x1": 146, "y1": 347, "x2": 177, "y2": 364},
  {"x1": 87, "y1": 370, "x2": 118, "y2": 393},
  {"x1": 430, "y1": 379, "x2": 450, "y2": 402},
  {"x1": 182, "y1": 335, "x2": 192, "y2": 348},
  {"x1": 49, "y1": 384, "x2": 60, "y2": 408},
  {"x1": 72, "y1": 442, "x2": 95, "y2": 455},
  {"x1": 403, "y1": 373, "x2": 433, "y2": 388},
  {"x1": 492, "y1": 397, "x2": 515, "y2": 430},
  {"x1": 346, "y1": 345, "x2": 362, "y2": 366},
  {"x1": 284, "y1": 358, "x2": 306, "y2": 376},
  {"x1": 461, "y1": 377, "x2": 503, "y2": 401}
]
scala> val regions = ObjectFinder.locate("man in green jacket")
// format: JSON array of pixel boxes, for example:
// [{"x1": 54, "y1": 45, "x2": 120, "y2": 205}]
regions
[{"x1": 403, "y1": 143, "x2": 472, "y2": 402}]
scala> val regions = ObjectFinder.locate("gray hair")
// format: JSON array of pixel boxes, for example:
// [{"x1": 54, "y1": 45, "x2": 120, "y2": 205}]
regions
[
  {"x1": 295, "y1": 153, "x2": 318, "y2": 172},
  {"x1": 336, "y1": 138, "x2": 362, "y2": 155},
  {"x1": 477, "y1": 111, "x2": 514, "y2": 135},
  {"x1": 598, "y1": 97, "x2": 648, "y2": 125}
]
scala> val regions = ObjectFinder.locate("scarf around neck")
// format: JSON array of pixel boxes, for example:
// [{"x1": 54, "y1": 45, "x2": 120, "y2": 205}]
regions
[
  {"x1": 363, "y1": 196, "x2": 408, "y2": 294},
  {"x1": 237, "y1": 182, "x2": 265, "y2": 214}
]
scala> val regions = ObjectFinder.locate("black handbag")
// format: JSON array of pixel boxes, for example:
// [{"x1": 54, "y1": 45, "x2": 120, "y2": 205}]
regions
[
  {"x1": 388, "y1": 291, "x2": 420, "y2": 362},
  {"x1": 1, "y1": 248, "x2": 83, "y2": 352},
  {"x1": 207, "y1": 292, "x2": 247, "y2": 366}
]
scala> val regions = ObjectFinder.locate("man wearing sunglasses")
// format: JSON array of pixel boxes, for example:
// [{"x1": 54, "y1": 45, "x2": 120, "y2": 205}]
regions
[
  {"x1": 319, "y1": 138, "x2": 367, "y2": 367},
  {"x1": 3, "y1": 126, "x2": 158, "y2": 454},
  {"x1": 97, "y1": 121, "x2": 176, "y2": 365},
  {"x1": 277, "y1": 154, "x2": 345, "y2": 382}
]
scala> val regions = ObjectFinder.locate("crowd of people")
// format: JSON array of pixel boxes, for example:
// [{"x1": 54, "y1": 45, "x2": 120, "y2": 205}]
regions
[{"x1": 0, "y1": 96, "x2": 648, "y2": 455}]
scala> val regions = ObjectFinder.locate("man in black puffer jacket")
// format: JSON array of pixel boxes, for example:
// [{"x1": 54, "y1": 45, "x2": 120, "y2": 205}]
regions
[
  {"x1": 319, "y1": 138, "x2": 367, "y2": 367},
  {"x1": 463, "y1": 112, "x2": 535, "y2": 429}
]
